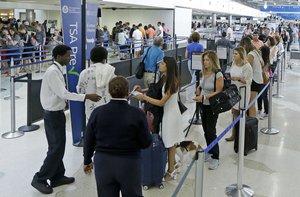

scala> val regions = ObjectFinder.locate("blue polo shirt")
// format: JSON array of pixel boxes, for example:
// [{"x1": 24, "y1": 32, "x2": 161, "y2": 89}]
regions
[
  {"x1": 142, "y1": 46, "x2": 164, "y2": 72},
  {"x1": 186, "y1": 42, "x2": 204, "y2": 60}
]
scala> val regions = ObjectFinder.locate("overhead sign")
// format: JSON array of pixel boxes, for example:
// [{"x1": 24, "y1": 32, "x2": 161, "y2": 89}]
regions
[
  {"x1": 260, "y1": 6, "x2": 300, "y2": 13},
  {"x1": 276, "y1": 13, "x2": 300, "y2": 20}
]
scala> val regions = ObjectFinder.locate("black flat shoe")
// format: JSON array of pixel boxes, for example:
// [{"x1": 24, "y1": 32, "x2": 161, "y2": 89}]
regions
[
  {"x1": 51, "y1": 176, "x2": 75, "y2": 188},
  {"x1": 31, "y1": 179, "x2": 53, "y2": 194}
]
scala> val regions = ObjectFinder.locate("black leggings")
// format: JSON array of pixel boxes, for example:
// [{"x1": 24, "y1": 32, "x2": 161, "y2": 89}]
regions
[
  {"x1": 257, "y1": 86, "x2": 269, "y2": 114},
  {"x1": 200, "y1": 104, "x2": 219, "y2": 160}
]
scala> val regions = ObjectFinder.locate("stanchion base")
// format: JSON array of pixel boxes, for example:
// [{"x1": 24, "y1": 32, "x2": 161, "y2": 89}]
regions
[
  {"x1": 18, "y1": 125, "x2": 40, "y2": 132},
  {"x1": 189, "y1": 118, "x2": 202, "y2": 125},
  {"x1": 260, "y1": 128, "x2": 279, "y2": 135},
  {"x1": 4, "y1": 96, "x2": 21, "y2": 100},
  {"x1": 225, "y1": 184, "x2": 254, "y2": 197},
  {"x1": 272, "y1": 94, "x2": 284, "y2": 98},
  {"x1": 73, "y1": 138, "x2": 84, "y2": 147},
  {"x1": 2, "y1": 131, "x2": 24, "y2": 139}
]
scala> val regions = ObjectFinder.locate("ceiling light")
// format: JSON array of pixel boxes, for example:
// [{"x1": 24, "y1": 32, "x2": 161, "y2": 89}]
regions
[{"x1": 264, "y1": 1, "x2": 268, "y2": 9}]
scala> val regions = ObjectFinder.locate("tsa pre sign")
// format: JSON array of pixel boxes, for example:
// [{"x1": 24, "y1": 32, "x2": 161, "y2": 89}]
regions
[
  {"x1": 86, "y1": 3, "x2": 98, "y2": 59},
  {"x1": 60, "y1": 0, "x2": 84, "y2": 144}
]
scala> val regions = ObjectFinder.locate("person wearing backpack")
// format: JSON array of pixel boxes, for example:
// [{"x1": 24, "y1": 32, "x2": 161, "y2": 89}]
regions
[
  {"x1": 77, "y1": 46, "x2": 116, "y2": 120},
  {"x1": 194, "y1": 50, "x2": 224, "y2": 170}
]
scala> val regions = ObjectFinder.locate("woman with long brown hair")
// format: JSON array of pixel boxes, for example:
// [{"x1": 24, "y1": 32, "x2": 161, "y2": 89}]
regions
[{"x1": 135, "y1": 56, "x2": 184, "y2": 180}]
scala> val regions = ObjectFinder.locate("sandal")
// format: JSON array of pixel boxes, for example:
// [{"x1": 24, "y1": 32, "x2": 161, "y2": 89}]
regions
[{"x1": 163, "y1": 169, "x2": 178, "y2": 182}]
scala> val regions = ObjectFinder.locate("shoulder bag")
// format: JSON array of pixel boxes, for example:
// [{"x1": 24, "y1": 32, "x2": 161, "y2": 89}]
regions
[
  {"x1": 135, "y1": 47, "x2": 151, "y2": 79},
  {"x1": 178, "y1": 91, "x2": 188, "y2": 114},
  {"x1": 209, "y1": 72, "x2": 241, "y2": 115},
  {"x1": 144, "y1": 73, "x2": 164, "y2": 133}
]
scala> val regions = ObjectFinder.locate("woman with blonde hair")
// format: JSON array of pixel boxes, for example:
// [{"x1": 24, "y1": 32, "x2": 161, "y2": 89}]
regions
[
  {"x1": 225, "y1": 47, "x2": 253, "y2": 141},
  {"x1": 240, "y1": 36, "x2": 264, "y2": 118},
  {"x1": 194, "y1": 50, "x2": 224, "y2": 170}
]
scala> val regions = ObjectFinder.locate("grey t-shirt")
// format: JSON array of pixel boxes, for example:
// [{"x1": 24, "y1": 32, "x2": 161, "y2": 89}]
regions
[{"x1": 200, "y1": 71, "x2": 223, "y2": 105}]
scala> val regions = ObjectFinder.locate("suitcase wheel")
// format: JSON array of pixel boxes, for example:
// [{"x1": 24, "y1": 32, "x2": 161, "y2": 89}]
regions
[
  {"x1": 159, "y1": 184, "x2": 164, "y2": 189},
  {"x1": 143, "y1": 185, "x2": 149, "y2": 191}
]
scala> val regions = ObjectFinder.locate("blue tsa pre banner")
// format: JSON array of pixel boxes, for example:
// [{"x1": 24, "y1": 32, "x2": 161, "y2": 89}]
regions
[
  {"x1": 86, "y1": 3, "x2": 98, "y2": 59},
  {"x1": 60, "y1": 0, "x2": 84, "y2": 144}
]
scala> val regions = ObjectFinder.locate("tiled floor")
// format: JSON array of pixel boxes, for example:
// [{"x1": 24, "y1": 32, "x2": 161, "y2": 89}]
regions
[{"x1": 1, "y1": 57, "x2": 300, "y2": 197}]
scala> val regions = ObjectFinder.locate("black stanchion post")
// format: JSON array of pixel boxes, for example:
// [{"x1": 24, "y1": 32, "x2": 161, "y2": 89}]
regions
[
  {"x1": 175, "y1": 34, "x2": 178, "y2": 58},
  {"x1": 73, "y1": 0, "x2": 87, "y2": 147},
  {"x1": 18, "y1": 73, "x2": 40, "y2": 132},
  {"x1": 189, "y1": 70, "x2": 202, "y2": 125},
  {"x1": 129, "y1": 43, "x2": 133, "y2": 76},
  {"x1": 178, "y1": 55, "x2": 182, "y2": 75}
]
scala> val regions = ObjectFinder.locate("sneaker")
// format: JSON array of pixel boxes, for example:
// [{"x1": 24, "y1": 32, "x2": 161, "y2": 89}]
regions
[
  {"x1": 259, "y1": 112, "x2": 268, "y2": 120},
  {"x1": 205, "y1": 154, "x2": 212, "y2": 162},
  {"x1": 51, "y1": 176, "x2": 75, "y2": 188},
  {"x1": 208, "y1": 159, "x2": 219, "y2": 170},
  {"x1": 31, "y1": 179, "x2": 53, "y2": 194},
  {"x1": 257, "y1": 110, "x2": 261, "y2": 116}
]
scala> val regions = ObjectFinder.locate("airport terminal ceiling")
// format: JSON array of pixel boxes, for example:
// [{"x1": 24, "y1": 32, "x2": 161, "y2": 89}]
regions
[
  {"x1": 0, "y1": 0, "x2": 159, "y2": 9},
  {"x1": 233, "y1": 0, "x2": 300, "y2": 8}
]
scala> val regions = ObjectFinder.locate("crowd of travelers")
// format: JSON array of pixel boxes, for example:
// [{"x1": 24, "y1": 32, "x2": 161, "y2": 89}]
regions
[{"x1": 0, "y1": 18, "x2": 62, "y2": 75}]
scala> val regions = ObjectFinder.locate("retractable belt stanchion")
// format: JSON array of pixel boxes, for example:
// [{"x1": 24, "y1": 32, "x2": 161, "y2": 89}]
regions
[
  {"x1": 36, "y1": 45, "x2": 44, "y2": 73},
  {"x1": 273, "y1": 63, "x2": 284, "y2": 98},
  {"x1": 280, "y1": 54, "x2": 285, "y2": 83},
  {"x1": 189, "y1": 70, "x2": 202, "y2": 125},
  {"x1": 18, "y1": 73, "x2": 40, "y2": 132},
  {"x1": 261, "y1": 76, "x2": 279, "y2": 135},
  {"x1": 2, "y1": 60, "x2": 24, "y2": 139},
  {"x1": 226, "y1": 86, "x2": 254, "y2": 197},
  {"x1": 194, "y1": 150, "x2": 205, "y2": 197},
  {"x1": 4, "y1": 58, "x2": 20, "y2": 100}
]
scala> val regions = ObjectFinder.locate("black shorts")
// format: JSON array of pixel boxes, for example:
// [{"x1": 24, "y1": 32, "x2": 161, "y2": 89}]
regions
[{"x1": 251, "y1": 80, "x2": 263, "y2": 92}]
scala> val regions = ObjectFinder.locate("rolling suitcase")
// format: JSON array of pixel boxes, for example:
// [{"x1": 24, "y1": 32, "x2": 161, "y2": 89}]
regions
[
  {"x1": 234, "y1": 116, "x2": 258, "y2": 156},
  {"x1": 141, "y1": 133, "x2": 167, "y2": 190}
]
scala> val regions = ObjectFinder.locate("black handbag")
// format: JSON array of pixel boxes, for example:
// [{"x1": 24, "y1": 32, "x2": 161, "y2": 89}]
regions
[
  {"x1": 135, "y1": 47, "x2": 151, "y2": 79},
  {"x1": 209, "y1": 84, "x2": 241, "y2": 115},
  {"x1": 178, "y1": 92, "x2": 187, "y2": 114},
  {"x1": 144, "y1": 76, "x2": 164, "y2": 133},
  {"x1": 135, "y1": 62, "x2": 145, "y2": 79}
]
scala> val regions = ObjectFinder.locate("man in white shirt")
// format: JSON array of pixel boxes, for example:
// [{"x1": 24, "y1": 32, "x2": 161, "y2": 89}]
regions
[
  {"x1": 226, "y1": 24, "x2": 234, "y2": 42},
  {"x1": 31, "y1": 45, "x2": 100, "y2": 194},
  {"x1": 156, "y1": 22, "x2": 164, "y2": 38},
  {"x1": 132, "y1": 26, "x2": 143, "y2": 57}
]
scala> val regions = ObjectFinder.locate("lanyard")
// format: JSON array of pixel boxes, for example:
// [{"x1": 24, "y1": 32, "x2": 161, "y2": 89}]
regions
[{"x1": 53, "y1": 62, "x2": 64, "y2": 76}]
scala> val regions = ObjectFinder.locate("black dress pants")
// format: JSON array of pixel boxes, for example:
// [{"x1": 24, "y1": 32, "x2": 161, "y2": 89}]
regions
[
  {"x1": 34, "y1": 110, "x2": 66, "y2": 183},
  {"x1": 94, "y1": 152, "x2": 143, "y2": 197},
  {"x1": 200, "y1": 104, "x2": 219, "y2": 160}
]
